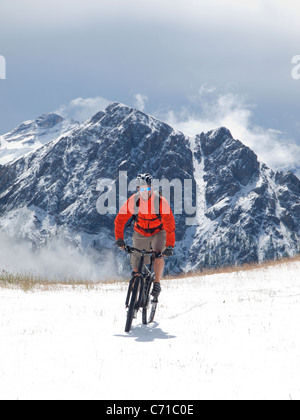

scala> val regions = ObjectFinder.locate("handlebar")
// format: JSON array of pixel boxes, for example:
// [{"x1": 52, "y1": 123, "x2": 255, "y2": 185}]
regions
[{"x1": 124, "y1": 245, "x2": 163, "y2": 259}]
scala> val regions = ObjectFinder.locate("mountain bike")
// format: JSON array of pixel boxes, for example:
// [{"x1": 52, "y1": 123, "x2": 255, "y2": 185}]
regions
[{"x1": 124, "y1": 245, "x2": 163, "y2": 333}]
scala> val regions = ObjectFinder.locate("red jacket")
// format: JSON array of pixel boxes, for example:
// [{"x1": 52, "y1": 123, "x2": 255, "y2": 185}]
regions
[{"x1": 115, "y1": 192, "x2": 176, "y2": 247}]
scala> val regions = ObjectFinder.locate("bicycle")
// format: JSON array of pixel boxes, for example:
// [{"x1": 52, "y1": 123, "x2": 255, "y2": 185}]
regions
[{"x1": 123, "y1": 245, "x2": 163, "y2": 333}]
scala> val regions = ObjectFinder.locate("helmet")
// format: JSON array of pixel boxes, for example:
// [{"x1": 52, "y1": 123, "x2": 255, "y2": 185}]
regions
[{"x1": 136, "y1": 173, "x2": 153, "y2": 186}]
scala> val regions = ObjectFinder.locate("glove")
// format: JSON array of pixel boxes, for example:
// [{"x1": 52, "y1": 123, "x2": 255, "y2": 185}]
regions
[
  {"x1": 163, "y1": 246, "x2": 174, "y2": 257},
  {"x1": 116, "y1": 238, "x2": 125, "y2": 248}
]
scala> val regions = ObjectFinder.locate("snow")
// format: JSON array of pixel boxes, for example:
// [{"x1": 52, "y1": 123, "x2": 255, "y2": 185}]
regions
[
  {"x1": 1, "y1": 260, "x2": 300, "y2": 400},
  {"x1": 0, "y1": 116, "x2": 78, "y2": 165},
  {"x1": 189, "y1": 135, "x2": 207, "y2": 226}
]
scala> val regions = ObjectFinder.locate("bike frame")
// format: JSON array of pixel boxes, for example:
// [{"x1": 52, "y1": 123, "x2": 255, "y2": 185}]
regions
[
  {"x1": 125, "y1": 246, "x2": 161, "y2": 308},
  {"x1": 123, "y1": 245, "x2": 163, "y2": 331}
]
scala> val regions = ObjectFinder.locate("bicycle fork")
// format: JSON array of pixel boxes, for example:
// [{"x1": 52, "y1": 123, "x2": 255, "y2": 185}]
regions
[
  {"x1": 125, "y1": 276, "x2": 144, "y2": 309},
  {"x1": 125, "y1": 277, "x2": 135, "y2": 308}
]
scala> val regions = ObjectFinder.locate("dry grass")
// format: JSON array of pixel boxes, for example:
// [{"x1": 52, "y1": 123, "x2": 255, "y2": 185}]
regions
[
  {"x1": 164, "y1": 253, "x2": 300, "y2": 281},
  {"x1": 1, "y1": 253, "x2": 299, "y2": 291},
  {"x1": 0, "y1": 270, "x2": 115, "y2": 292}
]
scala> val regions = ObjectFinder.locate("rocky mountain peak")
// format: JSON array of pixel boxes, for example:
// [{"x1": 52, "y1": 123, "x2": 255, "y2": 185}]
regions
[
  {"x1": 200, "y1": 126, "x2": 233, "y2": 155},
  {"x1": 35, "y1": 113, "x2": 64, "y2": 128},
  {"x1": 0, "y1": 113, "x2": 79, "y2": 166},
  {"x1": 0, "y1": 106, "x2": 299, "y2": 275}
]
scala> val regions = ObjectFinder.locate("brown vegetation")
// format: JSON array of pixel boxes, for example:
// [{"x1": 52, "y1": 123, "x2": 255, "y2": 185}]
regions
[
  {"x1": 164, "y1": 253, "x2": 300, "y2": 280},
  {"x1": 1, "y1": 254, "x2": 299, "y2": 292}
]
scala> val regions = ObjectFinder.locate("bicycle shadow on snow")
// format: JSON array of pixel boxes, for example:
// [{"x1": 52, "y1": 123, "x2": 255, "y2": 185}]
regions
[{"x1": 115, "y1": 322, "x2": 176, "y2": 342}]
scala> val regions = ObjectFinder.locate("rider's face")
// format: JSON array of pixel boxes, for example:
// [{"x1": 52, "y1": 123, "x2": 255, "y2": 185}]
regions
[{"x1": 138, "y1": 185, "x2": 152, "y2": 200}]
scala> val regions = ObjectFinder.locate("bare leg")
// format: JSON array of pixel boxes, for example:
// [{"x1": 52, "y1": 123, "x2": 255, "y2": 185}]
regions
[{"x1": 153, "y1": 258, "x2": 164, "y2": 283}]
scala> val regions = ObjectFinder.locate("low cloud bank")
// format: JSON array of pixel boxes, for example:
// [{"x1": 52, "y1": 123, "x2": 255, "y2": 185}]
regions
[{"x1": 0, "y1": 233, "x2": 119, "y2": 282}]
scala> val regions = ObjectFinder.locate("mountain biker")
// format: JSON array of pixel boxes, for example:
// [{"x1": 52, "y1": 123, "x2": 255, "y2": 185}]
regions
[{"x1": 115, "y1": 173, "x2": 175, "y2": 298}]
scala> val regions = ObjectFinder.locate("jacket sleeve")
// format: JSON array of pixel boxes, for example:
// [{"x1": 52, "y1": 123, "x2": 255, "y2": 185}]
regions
[
  {"x1": 114, "y1": 196, "x2": 135, "y2": 241},
  {"x1": 160, "y1": 196, "x2": 176, "y2": 247}
]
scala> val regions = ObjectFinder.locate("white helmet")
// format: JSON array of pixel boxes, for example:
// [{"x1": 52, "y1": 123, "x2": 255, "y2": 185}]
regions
[{"x1": 136, "y1": 173, "x2": 153, "y2": 186}]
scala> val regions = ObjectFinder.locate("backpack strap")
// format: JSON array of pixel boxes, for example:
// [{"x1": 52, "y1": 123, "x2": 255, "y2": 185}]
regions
[
  {"x1": 133, "y1": 192, "x2": 140, "y2": 215},
  {"x1": 125, "y1": 193, "x2": 140, "y2": 229},
  {"x1": 156, "y1": 193, "x2": 162, "y2": 221},
  {"x1": 135, "y1": 193, "x2": 163, "y2": 234},
  {"x1": 125, "y1": 192, "x2": 162, "y2": 230},
  {"x1": 135, "y1": 223, "x2": 163, "y2": 234}
]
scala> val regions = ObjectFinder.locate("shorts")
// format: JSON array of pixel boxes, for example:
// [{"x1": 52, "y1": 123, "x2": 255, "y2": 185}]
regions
[{"x1": 131, "y1": 230, "x2": 167, "y2": 269}]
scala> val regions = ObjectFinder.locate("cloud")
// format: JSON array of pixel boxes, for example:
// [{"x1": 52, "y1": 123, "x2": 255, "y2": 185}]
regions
[
  {"x1": 56, "y1": 97, "x2": 111, "y2": 123},
  {"x1": 0, "y1": 232, "x2": 118, "y2": 282},
  {"x1": 198, "y1": 84, "x2": 217, "y2": 96},
  {"x1": 133, "y1": 93, "x2": 148, "y2": 112},
  {"x1": 162, "y1": 87, "x2": 300, "y2": 177},
  {"x1": 3, "y1": 0, "x2": 299, "y2": 35}
]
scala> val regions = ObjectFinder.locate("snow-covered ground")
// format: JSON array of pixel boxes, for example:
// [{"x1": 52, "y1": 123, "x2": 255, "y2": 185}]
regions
[{"x1": 0, "y1": 260, "x2": 300, "y2": 400}]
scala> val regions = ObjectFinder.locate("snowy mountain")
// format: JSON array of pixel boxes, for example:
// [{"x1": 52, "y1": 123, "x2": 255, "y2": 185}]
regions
[
  {"x1": 0, "y1": 102, "x2": 299, "y2": 274},
  {"x1": 0, "y1": 113, "x2": 79, "y2": 165},
  {"x1": 187, "y1": 128, "x2": 300, "y2": 271}
]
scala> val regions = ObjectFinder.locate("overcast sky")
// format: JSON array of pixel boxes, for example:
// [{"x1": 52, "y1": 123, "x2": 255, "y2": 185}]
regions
[{"x1": 0, "y1": 0, "x2": 300, "y2": 173}]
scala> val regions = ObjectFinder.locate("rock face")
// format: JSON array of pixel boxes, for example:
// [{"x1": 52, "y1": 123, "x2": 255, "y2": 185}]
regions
[
  {"x1": 0, "y1": 103, "x2": 299, "y2": 275},
  {"x1": 187, "y1": 128, "x2": 300, "y2": 271}
]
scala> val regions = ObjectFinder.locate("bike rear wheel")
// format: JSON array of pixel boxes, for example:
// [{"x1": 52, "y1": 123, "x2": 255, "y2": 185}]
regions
[
  {"x1": 142, "y1": 274, "x2": 157, "y2": 325},
  {"x1": 125, "y1": 277, "x2": 141, "y2": 333},
  {"x1": 142, "y1": 297, "x2": 158, "y2": 325}
]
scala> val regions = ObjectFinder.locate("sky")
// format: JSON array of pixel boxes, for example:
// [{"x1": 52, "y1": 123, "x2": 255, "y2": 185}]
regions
[{"x1": 0, "y1": 0, "x2": 300, "y2": 174}]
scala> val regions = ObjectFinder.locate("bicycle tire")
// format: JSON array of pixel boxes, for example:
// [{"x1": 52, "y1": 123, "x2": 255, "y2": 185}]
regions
[
  {"x1": 125, "y1": 277, "x2": 141, "y2": 333},
  {"x1": 142, "y1": 274, "x2": 157, "y2": 325}
]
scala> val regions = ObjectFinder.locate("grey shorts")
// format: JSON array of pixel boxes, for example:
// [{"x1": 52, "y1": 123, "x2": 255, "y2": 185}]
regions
[{"x1": 131, "y1": 230, "x2": 167, "y2": 269}]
